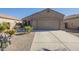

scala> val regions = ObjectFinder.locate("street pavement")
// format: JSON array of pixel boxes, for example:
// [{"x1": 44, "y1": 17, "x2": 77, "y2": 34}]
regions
[{"x1": 31, "y1": 30, "x2": 79, "y2": 51}]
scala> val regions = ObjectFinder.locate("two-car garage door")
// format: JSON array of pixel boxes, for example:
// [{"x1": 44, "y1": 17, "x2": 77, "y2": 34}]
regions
[{"x1": 34, "y1": 18, "x2": 60, "y2": 30}]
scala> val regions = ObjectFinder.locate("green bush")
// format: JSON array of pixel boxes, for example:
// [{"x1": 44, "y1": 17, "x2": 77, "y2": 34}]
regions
[
  {"x1": 5, "y1": 29, "x2": 16, "y2": 36},
  {"x1": 0, "y1": 22, "x2": 10, "y2": 32},
  {"x1": 2, "y1": 22, "x2": 10, "y2": 29},
  {"x1": 0, "y1": 24, "x2": 6, "y2": 32},
  {"x1": 24, "y1": 26, "x2": 33, "y2": 32}
]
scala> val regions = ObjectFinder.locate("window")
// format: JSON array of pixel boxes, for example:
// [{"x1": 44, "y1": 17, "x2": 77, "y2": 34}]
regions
[{"x1": 28, "y1": 21, "x2": 31, "y2": 26}]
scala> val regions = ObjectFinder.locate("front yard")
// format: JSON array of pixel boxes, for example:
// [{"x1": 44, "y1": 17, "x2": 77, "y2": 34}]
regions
[
  {"x1": 4, "y1": 32, "x2": 35, "y2": 51},
  {"x1": 1, "y1": 30, "x2": 79, "y2": 51}
]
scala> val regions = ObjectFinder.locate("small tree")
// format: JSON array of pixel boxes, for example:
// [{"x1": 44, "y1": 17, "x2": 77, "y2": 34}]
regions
[
  {"x1": 0, "y1": 22, "x2": 15, "y2": 51},
  {"x1": 0, "y1": 22, "x2": 10, "y2": 32},
  {"x1": 0, "y1": 24, "x2": 6, "y2": 32},
  {"x1": 2, "y1": 22, "x2": 10, "y2": 29},
  {"x1": 5, "y1": 29, "x2": 16, "y2": 37}
]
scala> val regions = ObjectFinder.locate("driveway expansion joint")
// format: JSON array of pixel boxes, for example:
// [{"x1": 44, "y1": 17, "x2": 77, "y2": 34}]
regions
[{"x1": 49, "y1": 32, "x2": 71, "y2": 51}]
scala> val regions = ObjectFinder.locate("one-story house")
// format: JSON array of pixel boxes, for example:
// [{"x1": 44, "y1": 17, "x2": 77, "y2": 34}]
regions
[
  {"x1": 0, "y1": 14, "x2": 21, "y2": 29},
  {"x1": 64, "y1": 14, "x2": 79, "y2": 29},
  {"x1": 22, "y1": 8, "x2": 65, "y2": 30}
]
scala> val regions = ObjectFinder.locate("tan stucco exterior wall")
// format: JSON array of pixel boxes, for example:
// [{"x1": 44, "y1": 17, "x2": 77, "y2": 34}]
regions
[
  {"x1": 64, "y1": 18, "x2": 79, "y2": 29},
  {"x1": 29, "y1": 9, "x2": 65, "y2": 30},
  {"x1": 0, "y1": 18, "x2": 17, "y2": 29}
]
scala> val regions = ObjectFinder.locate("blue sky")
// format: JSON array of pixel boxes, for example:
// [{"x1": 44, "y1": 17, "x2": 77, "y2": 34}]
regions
[{"x1": 0, "y1": 8, "x2": 79, "y2": 19}]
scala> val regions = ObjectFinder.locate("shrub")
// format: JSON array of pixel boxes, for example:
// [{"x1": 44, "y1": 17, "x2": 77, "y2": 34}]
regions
[{"x1": 24, "y1": 26, "x2": 33, "y2": 32}]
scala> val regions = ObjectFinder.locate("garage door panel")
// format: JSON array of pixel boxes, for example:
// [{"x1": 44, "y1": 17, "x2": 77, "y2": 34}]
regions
[{"x1": 37, "y1": 19, "x2": 59, "y2": 30}]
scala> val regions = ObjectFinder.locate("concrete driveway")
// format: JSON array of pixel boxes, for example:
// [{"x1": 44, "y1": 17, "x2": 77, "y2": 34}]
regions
[{"x1": 31, "y1": 30, "x2": 79, "y2": 51}]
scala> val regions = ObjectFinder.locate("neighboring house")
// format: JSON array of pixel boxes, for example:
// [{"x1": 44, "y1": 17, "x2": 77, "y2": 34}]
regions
[
  {"x1": 0, "y1": 14, "x2": 20, "y2": 29},
  {"x1": 64, "y1": 14, "x2": 79, "y2": 29},
  {"x1": 22, "y1": 8, "x2": 65, "y2": 30}
]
